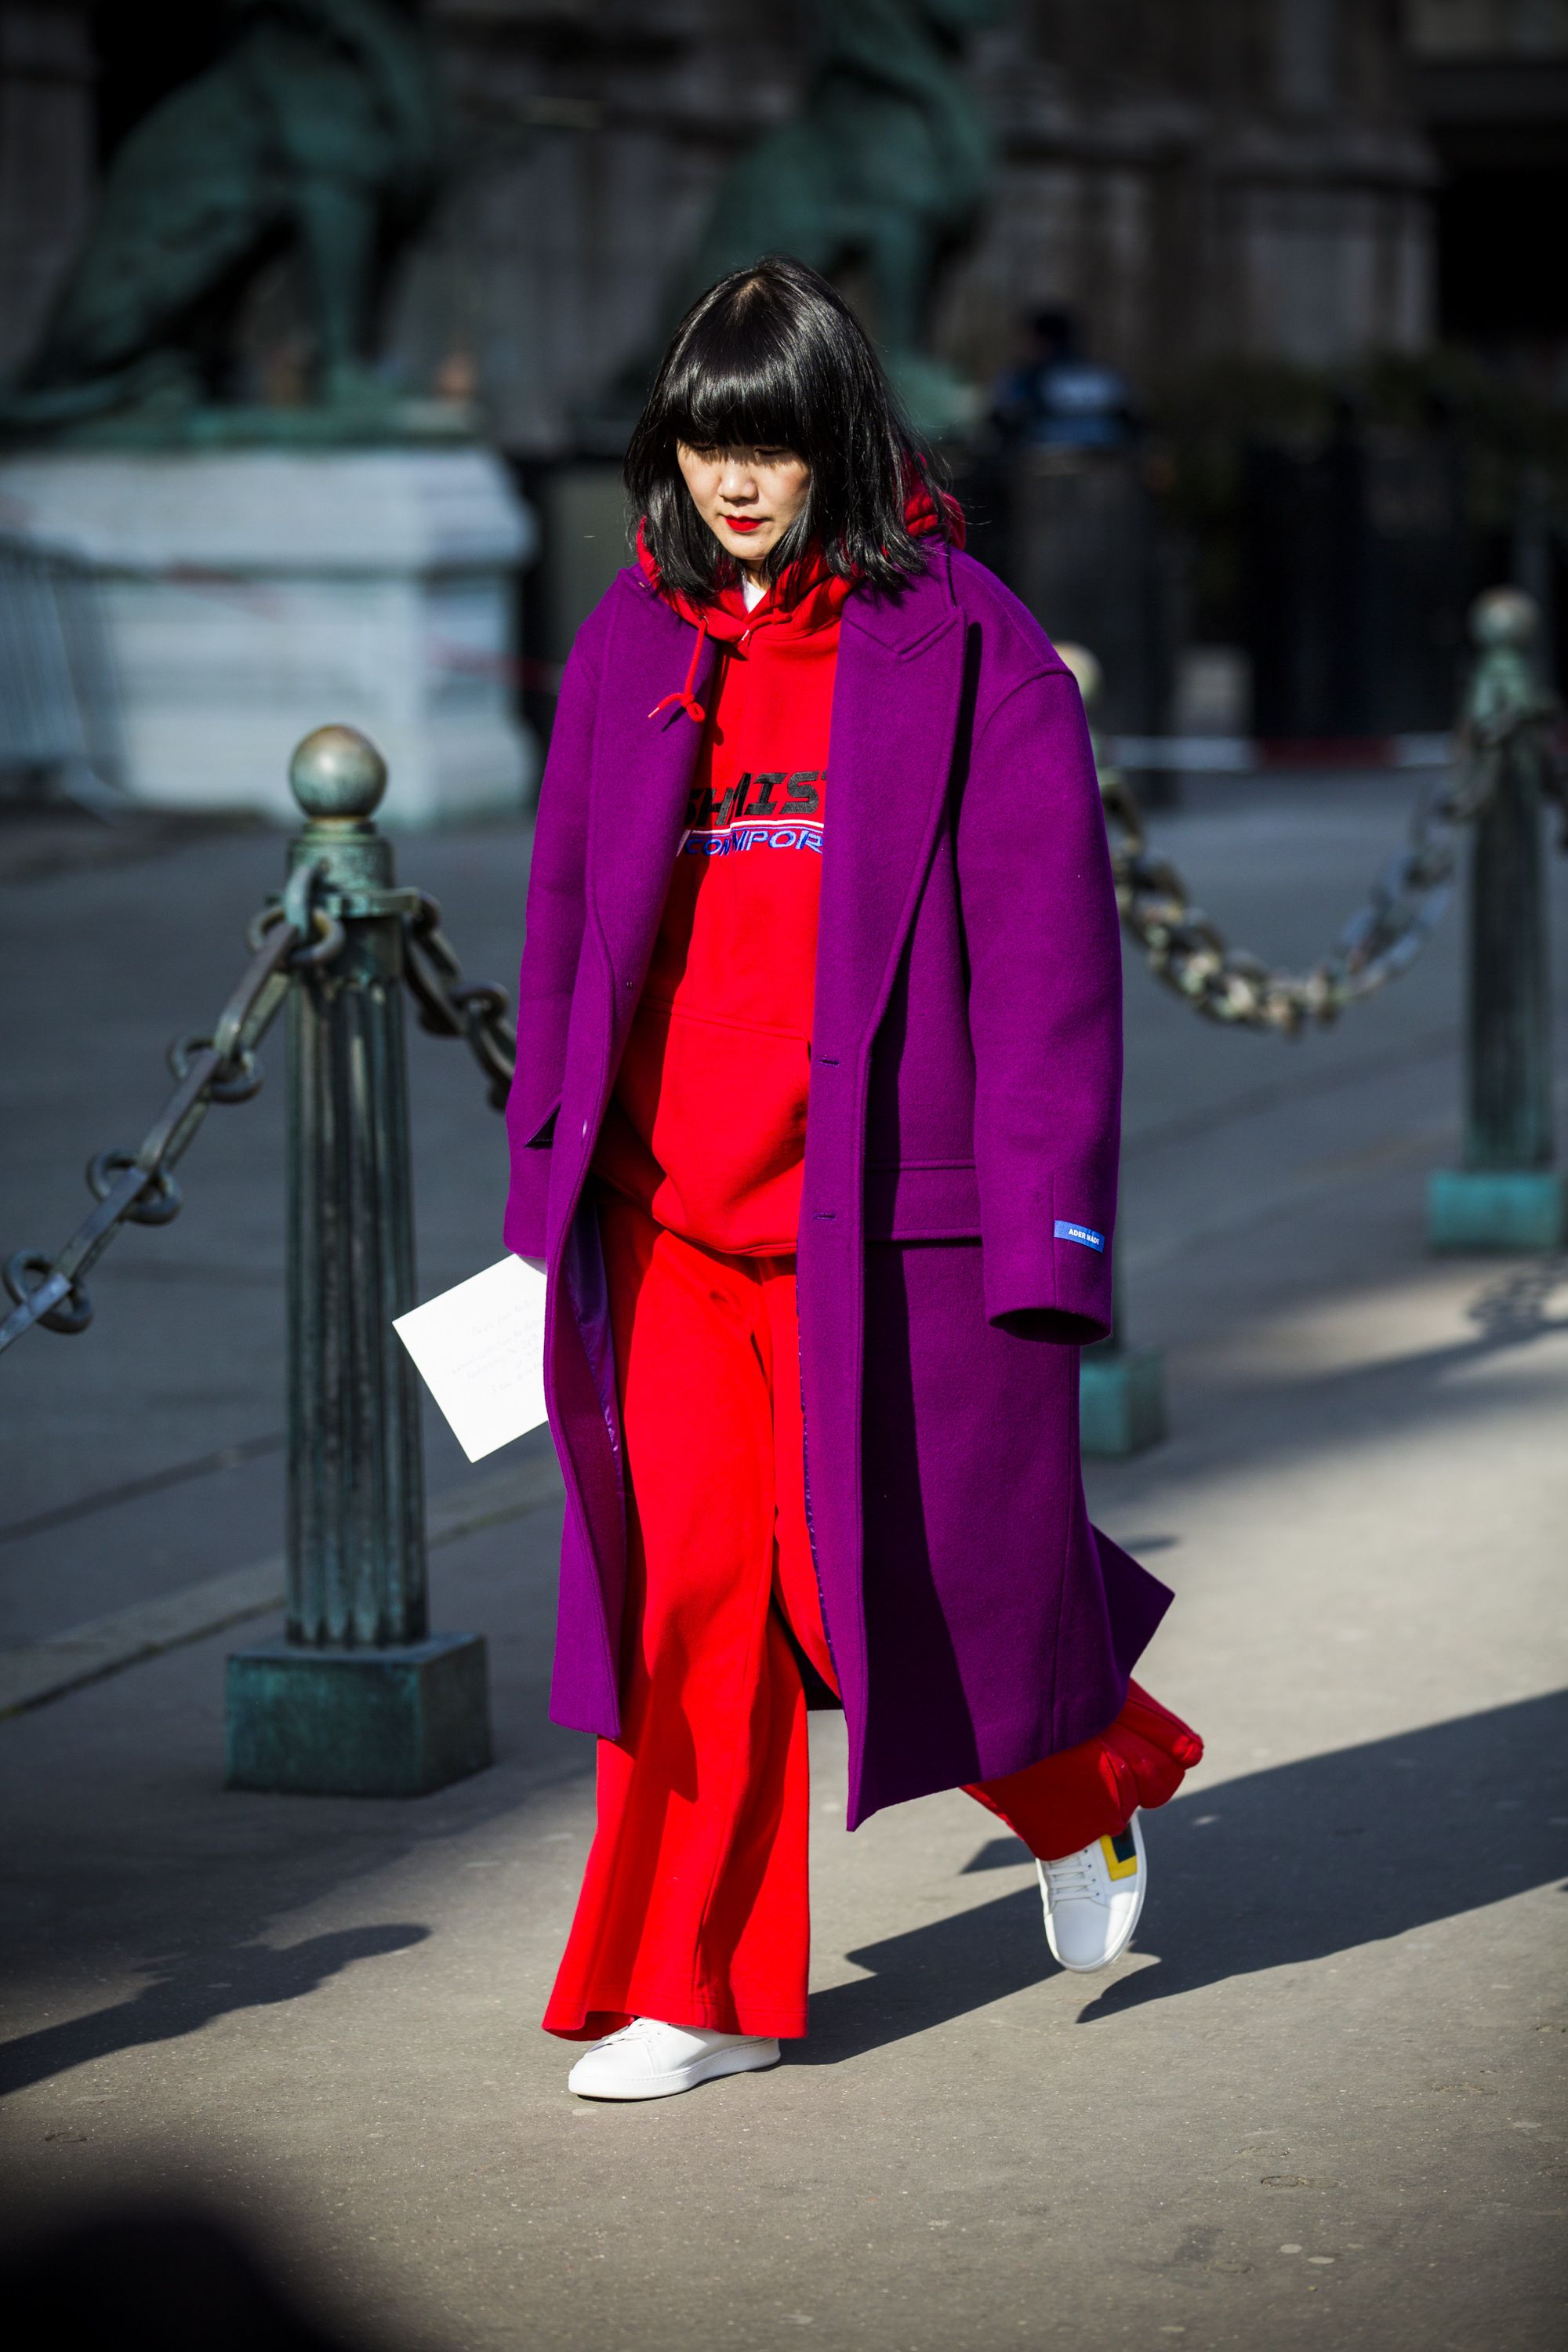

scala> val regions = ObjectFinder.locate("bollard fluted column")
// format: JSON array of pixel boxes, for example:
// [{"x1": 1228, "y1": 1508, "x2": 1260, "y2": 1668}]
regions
[
  {"x1": 1428, "y1": 592, "x2": 1565, "y2": 1253},
  {"x1": 283, "y1": 727, "x2": 426, "y2": 1647},
  {"x1": 225, "y1": 727, "x2": 492, "y2": 1795}
]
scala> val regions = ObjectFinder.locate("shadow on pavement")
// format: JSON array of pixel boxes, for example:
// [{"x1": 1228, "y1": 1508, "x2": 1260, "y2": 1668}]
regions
[
  {"x1": 1152, "y1": 1258, "x2": 1568, "y2": 1486},
  {"x1": 798, "y1": 1688, "x2": 1568, "y2": 2063},
  {"x1": 1276, "y1": 1258, "x2": 1568, "y2": 1414},
  {"x1": 3, "y1": 2202, "x2": 386, "y2": 2352},
  {"x1": 0, "y1": 1923, "x2": 430, "y2": 2099}
]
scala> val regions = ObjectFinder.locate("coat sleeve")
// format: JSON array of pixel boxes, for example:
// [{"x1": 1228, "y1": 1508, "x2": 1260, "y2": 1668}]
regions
[
  {"x1": 956, "y1": 663, "x2": 1121, "y2": 1345},
  {"x1": 503, "y1": 619, "x2": 602, "y2": 1259}
]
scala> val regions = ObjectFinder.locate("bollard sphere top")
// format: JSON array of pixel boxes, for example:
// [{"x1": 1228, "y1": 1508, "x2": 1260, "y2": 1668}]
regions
[
  {"x1": 1469, "y1": 586, "x2": 1539, "y2": 652},
  {"x1": 289, "y1": 725, "x2": 388, "y2": 821}
]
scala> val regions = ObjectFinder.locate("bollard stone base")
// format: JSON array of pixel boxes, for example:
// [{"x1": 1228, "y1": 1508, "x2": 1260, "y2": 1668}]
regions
[
  {"x1": 225, "y1": 1632, "x2": 492, "y2": 1798},
  {"x1": 1426, "y1": 1170, "x2": 1565, "y2": 1254},
  {"x1": 1079, "y1": 1345, "x2": 1167, "y2": 1459}
]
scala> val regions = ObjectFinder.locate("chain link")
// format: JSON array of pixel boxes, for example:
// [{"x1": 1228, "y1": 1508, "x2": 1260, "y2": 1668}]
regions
[
  {"x1": 0, "y1": 863, "x2": 344, "y2": 1354},
  {"x1": 401, "y1": 892, "x2": 517, "y2": 1109},
  {"x1": 1100, "y1": 699, "x2": 1566, "y2": 1035}
]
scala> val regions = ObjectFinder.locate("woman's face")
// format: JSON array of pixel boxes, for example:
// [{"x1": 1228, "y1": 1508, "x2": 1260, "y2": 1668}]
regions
[{"x1": 676, "y1": 442, "x2": 811, "y2": 569}]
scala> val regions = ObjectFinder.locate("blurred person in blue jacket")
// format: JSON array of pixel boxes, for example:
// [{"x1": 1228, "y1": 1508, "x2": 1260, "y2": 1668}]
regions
[{"x1": 993, "y1": 308, "x2": 1137, "y2": 450}]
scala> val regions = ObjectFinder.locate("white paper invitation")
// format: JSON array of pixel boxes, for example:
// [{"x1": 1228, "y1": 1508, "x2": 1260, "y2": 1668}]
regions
[{"x1": 393, "y1": 1256, "x2": 549, "y2": 1463}]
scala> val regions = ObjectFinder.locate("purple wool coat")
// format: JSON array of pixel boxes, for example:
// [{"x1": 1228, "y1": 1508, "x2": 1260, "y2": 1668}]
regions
[{"x1": 503, "y1": 536, "x2": 1173, "y2": 1829}]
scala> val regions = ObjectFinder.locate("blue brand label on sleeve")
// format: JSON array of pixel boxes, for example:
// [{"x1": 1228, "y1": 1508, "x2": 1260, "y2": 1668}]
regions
[{"x1": 1054, "y1": 1219, "x2": 1105, "y2": 1252}]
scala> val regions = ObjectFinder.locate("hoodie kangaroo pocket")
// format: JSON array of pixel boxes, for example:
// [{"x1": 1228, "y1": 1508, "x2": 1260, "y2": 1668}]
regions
[{"x1": 609, "y1": 998, "x2": 811, "y2": 1254}]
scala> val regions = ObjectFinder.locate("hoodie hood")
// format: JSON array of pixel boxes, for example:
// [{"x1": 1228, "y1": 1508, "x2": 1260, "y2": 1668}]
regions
[{"x1": 639, "y1": 474, "x2": 965, "y2": 724}]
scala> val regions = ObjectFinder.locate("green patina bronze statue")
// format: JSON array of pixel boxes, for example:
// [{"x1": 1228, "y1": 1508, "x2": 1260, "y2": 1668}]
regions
[
  {"x1": 673, "y1": 0, "x2": 1000, "y2": 432},
  {"x1": 4, "y1": 0, "x2": 447, "y2": 441}
]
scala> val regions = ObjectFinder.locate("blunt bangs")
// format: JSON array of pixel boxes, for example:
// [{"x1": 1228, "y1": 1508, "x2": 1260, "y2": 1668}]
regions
[
  {"x1": 659, "y1": 305, "x2": 815, "y2": 465},
  {"x1": 625, "y1": 256, "x2": 949, "y2": 603}
]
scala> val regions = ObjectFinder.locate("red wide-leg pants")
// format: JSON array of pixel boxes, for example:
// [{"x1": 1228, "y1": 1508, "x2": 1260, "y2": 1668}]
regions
[{"x1": 543, "y1": 1198, "x2": 1201, "y2": 2042}]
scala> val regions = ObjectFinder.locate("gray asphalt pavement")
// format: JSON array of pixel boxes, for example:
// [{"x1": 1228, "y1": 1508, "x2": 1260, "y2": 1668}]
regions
[{"x1": 1, "y1": 773, "x2": 1565, "y2": 2351}]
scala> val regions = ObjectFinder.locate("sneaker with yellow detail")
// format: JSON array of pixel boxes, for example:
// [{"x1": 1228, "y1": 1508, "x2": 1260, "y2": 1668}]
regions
[{"x1": 1036, "y1": 1811, "x2": 1147, "y2": 1972}]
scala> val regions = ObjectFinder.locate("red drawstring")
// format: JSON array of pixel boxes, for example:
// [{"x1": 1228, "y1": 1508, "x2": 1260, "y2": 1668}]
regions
[{"x1": 648, "y1": 612, "x2": 709, "y2": 725}]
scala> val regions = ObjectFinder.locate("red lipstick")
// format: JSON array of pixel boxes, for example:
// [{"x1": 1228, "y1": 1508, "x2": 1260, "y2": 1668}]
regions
[{"x1": 724, "y1": 516, "x2": 763, "y2": 533}]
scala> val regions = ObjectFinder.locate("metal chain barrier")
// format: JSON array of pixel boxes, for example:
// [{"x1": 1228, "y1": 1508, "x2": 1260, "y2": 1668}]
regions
[
  {"x1": 0, "y1": 863, "x2": 346, "y2": 1354},
  {"x1": 0, "y1": 812, "x2": 520, "y2": 1360},
  {"x1": 402, "y1": 891, "x2": 517, "y2": 1109},
  {"x1": 1098, "y1": 687, "x2": 1566, "y2": 1038},
  {"x1": 0, "y1": 724, "x2": 522, "y2": 1787}
]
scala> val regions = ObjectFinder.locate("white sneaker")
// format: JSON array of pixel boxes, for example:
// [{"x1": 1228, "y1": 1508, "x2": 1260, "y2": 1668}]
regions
[
  {"x1": 566, "y1": 2017, "x2": 781, "y2": 2101},
  {"x1": 1036, "y1": 1813, "x2": 1147, "y2": 1973}
]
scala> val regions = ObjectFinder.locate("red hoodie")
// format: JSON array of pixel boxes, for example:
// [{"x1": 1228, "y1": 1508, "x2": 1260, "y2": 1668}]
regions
[{"x1": 593, "y1": 488, "x2": 959, "y2": 1256}]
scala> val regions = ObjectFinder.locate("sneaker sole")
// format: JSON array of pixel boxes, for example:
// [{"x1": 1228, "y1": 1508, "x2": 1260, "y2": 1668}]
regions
[
  {"x1": 1038, "y1": 1811, "x2": 1147, "y2": 1973},
  {"x1": 568, "y1": 2039, "x2": 782, "y2": 2102}
]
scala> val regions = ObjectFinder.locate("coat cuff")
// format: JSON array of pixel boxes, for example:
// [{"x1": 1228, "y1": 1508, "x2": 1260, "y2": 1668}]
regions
[{"x1": 982, "y1": 1195, "x2": 1114, "y2": 1346}]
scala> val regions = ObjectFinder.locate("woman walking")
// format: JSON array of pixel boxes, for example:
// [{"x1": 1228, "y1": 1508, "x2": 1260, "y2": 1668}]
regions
[{"x1": 506, "y1": 256, "x2": 1201, "y2": 2100}]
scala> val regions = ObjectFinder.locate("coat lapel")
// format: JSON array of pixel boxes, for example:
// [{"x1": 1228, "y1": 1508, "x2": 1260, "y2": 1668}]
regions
[
  {"x1": 813, "y1": 562, "x2": 967, "y2": 1058},
  {"x1": 588, "y1": 578, "x2": 715, "y2": 1010}
]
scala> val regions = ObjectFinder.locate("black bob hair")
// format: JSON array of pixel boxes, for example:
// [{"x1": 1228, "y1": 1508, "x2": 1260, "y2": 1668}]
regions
[{"x1": 625, "y1": 256, "x2": 949, "y2": 602}]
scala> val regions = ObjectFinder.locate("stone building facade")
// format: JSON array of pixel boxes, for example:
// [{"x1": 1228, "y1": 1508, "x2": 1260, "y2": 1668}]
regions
[
  {"x1": 9, "y1": 2, "x2": 1568, "y2": 445},
  {"x1": 0, "y1": 1, "x2": 1438, "y2": 453},
  {"x1": 395, "y1": 0, "x2": 1440, "y2": 449}
]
